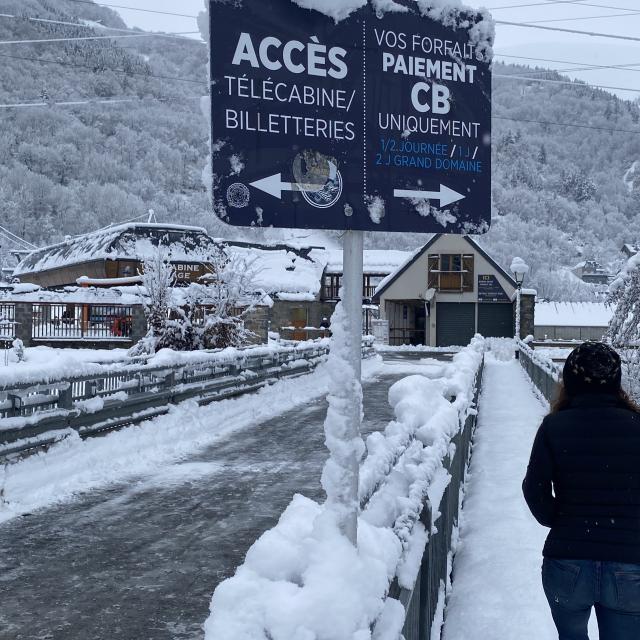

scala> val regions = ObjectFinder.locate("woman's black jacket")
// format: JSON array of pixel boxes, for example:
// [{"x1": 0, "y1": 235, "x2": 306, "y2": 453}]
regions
[{"x1": 522, "y1": 393, "x2": 640, "y2": 563}]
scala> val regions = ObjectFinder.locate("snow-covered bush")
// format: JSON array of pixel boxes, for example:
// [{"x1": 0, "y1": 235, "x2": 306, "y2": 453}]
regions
[
  {"x1": 132, "y1": 244, "x2": 259, "y2": 354},
  {"x1": 11, "y1": 339, "x2": 25, "y2": 363},
  {"x1": 607, "y1": 253, "x2": 640, "y2": 400}
]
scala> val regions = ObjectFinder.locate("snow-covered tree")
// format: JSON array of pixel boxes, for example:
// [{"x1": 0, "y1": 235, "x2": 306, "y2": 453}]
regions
[
  {"x1": 132, "y1": 244, "x2": 259, "y2": 354},
  {"x1": 131, "y1": 244, "x2": 175, "y2": 355},
  {"x1": 193, "y1": 248, "x2": 259, "y2": 349},
  {"x1": 607, "y1": 253, "x2": 640, "y2": 400}
]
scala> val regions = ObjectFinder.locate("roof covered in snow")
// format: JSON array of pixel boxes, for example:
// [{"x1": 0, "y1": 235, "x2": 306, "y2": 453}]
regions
[
  {"x1": 226, "y1": 244, "x2": 327, "y2": 301},
  {"x1": 535, "y1": 302, "x2": 613, "y2": 327},
  {"x1": 13, "y1": 223, "x2": 217, "y2": 276},
  {"x1": 325, "y1": 250, "x2": 411, "y2": 275},
  {"x1": 13, "y1": 223, "x2": 413, "y2": 300}
]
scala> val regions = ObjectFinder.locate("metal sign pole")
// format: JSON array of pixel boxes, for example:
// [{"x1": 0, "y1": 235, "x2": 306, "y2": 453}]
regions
[{"x1": 342, "y1": 229, "x2": 364, "y2": 544}]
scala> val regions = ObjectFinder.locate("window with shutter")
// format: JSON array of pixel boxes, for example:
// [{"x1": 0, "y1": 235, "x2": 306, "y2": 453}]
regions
[
  {"x1": 462, "y1": 255, "x2": 474, "y2": 292},
  {"x1": 428, "y1": 255, "x2": 439, "y2": 289},
  {"x1": 439, "y1": 254, "x2": 463, "y2": 290}
]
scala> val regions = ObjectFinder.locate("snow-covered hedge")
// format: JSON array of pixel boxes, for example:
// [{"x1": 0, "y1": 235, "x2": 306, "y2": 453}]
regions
[{"x1": 204, "y1": 337, "x2": 485, "y2": 640}]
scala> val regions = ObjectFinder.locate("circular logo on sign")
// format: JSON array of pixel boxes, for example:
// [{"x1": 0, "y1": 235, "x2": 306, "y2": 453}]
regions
[
  {"x1": 226, "y1": 183, "x2": 250, "y2": 208},
  {"x1": 293, "y1": 152, "x2": 343, "y2": 209}
]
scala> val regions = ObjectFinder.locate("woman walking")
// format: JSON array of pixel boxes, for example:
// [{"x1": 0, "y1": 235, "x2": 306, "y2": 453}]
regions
[{"x1": 523, "y1": 341, "x2": 640, "y2": 639}]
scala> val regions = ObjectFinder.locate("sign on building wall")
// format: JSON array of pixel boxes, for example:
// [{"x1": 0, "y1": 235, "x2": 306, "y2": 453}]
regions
[
  {"x1": 371, "y1": 319, "x2": 389, "y2": 344},
  {"x1": 174, "y1": 263, "x2": 210, "y2": 282},
  {"x1": 478, "y1": 274, "x2": 510, "y2": 302},
  {"x1": 208, "y1": 0, "x2": 492, "y2": 234}
]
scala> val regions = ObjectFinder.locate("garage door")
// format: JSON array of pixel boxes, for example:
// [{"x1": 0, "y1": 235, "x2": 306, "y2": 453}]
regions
[
  {"x1": 436, "y1": 302, "x2": 476, "y2": 347},
  {"x1": 478, "y1": 303, "x2": 514, "y2": 338}
]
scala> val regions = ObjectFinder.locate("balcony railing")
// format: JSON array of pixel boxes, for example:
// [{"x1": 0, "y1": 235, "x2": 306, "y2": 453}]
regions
[
  {"x1": 321, "y1": 285, "x2": 380, "y2": 301},
  {"x1": 32, "y1": 304, "x2": 133, "y2": 341}
]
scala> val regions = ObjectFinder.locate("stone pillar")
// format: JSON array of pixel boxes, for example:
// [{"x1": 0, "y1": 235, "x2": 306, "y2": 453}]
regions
[
  {"x1": 130, "y1": 305, "x2": 148, "y2": 345},
  {"x1": 520, "y1": 293, "x2": 535, "y2": 340},
  {"x1": 13, "y1": 302, "x2": 33, "y2": 347},
  {"x1": 244, "y1": 306, "x2": 269, "y2": 344}
]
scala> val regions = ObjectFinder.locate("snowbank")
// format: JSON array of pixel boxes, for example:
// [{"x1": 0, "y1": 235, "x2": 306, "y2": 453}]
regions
[{"x1": 203, "y1": 337, "x2": 484, "y2": 640}]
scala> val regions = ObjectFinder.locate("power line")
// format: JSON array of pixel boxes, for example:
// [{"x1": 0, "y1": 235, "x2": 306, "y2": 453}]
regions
[
  {"x1": 496, "y1": 52, "x2": 640, "y2": 74},
  {"x1": 494, "y1": 20, "x2": 640, "y2": 42},
  {"x1": 530, "y1": 11, "x2": 640, "y2": 24},
  {"x1": 0, "y1": 97, "x2": 138, "y2": 109},
  {"x1": 493, "y1": 114, "x2": 640, "y2": 135},
  {"x1": 0, "y1": 32, "x2": 204, "y2": 46},
  {"x1": 0, "y1": 52, "x2": 205, "y2": 85},
  {"x1": 494, "y1": 54, "x2": 640, "y2": 80},
  {"x1": 0, "y1": 95, "x2": 201, "y2": 110},
  {"x1": 0, "y1": 12, "x2": 107, "y2": 30},
  {"x1": 495, "y1": 72, "x2": 640, "y2": 93},
  {"x1": 66, "y1": 0, "x2": 199, "y2": 19},
  {"x1": 0, "y1": 11, "x2": 199, "y2": 38},
  {"x1": 490, "y1": 1, "x2": 637, "y2": 11},
  {"x1": 0, "y1": 226, "x2": 36, "y2": 250}
]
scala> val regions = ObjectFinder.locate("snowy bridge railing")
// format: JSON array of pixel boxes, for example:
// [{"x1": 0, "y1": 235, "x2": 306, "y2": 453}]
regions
[
  {"x1": 382, "y1": 342, "x2": 484, "y2": 640},
  {"x1": 517, "y1": 339, "x2": 561, "y2": 403},
  {"x1": 0, "y1": 339, "x2": 375, "y2": 460},
  {"x1": 204, "y1": 337, "x2": 485, "y2": 640}
]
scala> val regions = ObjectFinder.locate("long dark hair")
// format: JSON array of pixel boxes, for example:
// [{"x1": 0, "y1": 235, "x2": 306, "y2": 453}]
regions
[{"x1": 550, "y1": 383, "x2": 640, "y2": 414}]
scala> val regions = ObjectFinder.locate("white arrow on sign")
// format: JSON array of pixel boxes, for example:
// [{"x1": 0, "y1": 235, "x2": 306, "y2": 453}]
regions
[
  {"x1": 250, "y1": 173, "x2": 323, "y2": 200},
  {"x1": 394, "y1": 184, "x2": 465, "y2": 208},
  {"x1": 250, "y1": 173, "x2": 296, "y2": 199}
]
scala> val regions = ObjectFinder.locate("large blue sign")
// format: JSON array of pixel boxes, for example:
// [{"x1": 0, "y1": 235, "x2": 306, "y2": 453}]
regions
[{"x1": 209, "y1": 0, "x2": 492, "y2": 233}]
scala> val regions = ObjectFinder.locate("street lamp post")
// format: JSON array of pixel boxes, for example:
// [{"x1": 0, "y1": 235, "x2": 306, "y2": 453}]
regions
[{"x1": 510, "y1": 257, "x2": 529, "y2": 355}]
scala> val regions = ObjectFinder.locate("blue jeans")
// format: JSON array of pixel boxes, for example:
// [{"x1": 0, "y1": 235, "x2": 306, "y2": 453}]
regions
[{"x1": 542, "y1": 558, "x2": 640, "y2": 640}]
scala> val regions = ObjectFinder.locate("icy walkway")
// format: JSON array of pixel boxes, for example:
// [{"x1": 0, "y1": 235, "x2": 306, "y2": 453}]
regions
[{"x1": 442, "y1": 355, "x2": 599, "y2": 640}]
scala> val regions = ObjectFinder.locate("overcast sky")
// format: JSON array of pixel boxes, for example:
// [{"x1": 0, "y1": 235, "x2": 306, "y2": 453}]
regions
[{"x1": 113, "y1": 0, "x2": 640, "y2": 101}]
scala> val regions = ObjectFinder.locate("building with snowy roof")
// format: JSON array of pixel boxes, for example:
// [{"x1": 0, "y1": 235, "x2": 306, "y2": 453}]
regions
[
  {"x1": 373, "y1": 234, "x2": 535, "y2": 347},
  {"x1": 12, "y1": 223, "x2": 221, "y2": 288},
  {"x1": 570, "y1": 260, "x2": 613, "y2": 285},
  {"x1": 10, "y1": 223, "x2": 412, "y2": 345},
  {"x1": 534, "y1": 302, "x2": 612, "y2": 342}
]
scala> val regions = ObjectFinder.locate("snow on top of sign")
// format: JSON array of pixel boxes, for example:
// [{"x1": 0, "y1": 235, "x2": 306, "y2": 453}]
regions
[
  {"x1": 535, "y1": 302, "x2": 613, "y2": 328},
  {"x1": 289, "y1": 1, "x2": 494, "y2": 57},
  {"x1": 291, "y1": 0, "x2": 367, "y2": 21}
]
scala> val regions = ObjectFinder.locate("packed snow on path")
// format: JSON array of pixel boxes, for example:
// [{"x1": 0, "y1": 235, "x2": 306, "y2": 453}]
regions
[
  {"x1": 0, "y1": 356, "x2": 384, "y2": 524},
  {"x1": 441, "y1": 354, "x2": 599, "y2": 640}
]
